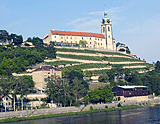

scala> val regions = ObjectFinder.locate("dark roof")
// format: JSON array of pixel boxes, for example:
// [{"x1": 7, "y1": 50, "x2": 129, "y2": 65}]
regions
[{"x1": 33, "y1": 66, "x2": 62, "y2": 72}]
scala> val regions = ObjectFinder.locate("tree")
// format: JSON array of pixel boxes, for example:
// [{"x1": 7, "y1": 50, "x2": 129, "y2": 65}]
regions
[
  {"x1": 98, "y1": 75, "x2": 109, "y2": 82},
  {"x1": 10, "y1": 76, "x2": 34, "y2": 110},
  {"x1": 84, "y1": 70, "x2": 92, "y2": 81},
  {"x1": 155, "y1": 61, "x2": 160, "y2": 71},
  {"x1": 0, "y1": 75, "x2": 12, "y2": 112},
  {"x1": 106, "y1": 68, "x2": 116, "y2": 82},
  {"x1": 71, "y1": 77, "x2": 87, "y2": 103},
  {"x1": 88, "y1": 85, "x2": 113, "y2": 104},
  {"x1": 114, "y1": 65, "x2": 124, "y2": 81},
  {"x1": 79, "y1": 40, "x2": 87, "y2": 46},
  {"x1": 11, "y1": 34, "x2": 23, "y2": 45}
]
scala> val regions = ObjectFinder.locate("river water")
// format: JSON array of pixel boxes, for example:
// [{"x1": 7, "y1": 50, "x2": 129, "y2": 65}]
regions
[{"x1": 5, "y1": 107, "x2": 160, "y2": 124}]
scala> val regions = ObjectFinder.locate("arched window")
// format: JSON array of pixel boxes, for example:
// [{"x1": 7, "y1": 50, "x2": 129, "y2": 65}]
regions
[
  {"x1": 108, "y1": 27, "x2": 110, "y2": 31},
  {"x1": 103, "y1": 27, "x2": 105, "y2": 33}
]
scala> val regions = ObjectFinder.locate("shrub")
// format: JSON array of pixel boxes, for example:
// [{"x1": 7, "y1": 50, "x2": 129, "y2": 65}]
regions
[
  {"x1": 118, "y1": 103, "x2": 122, "y2": 107},
  {"x1": 90, "y1": 106, "x2": 93, "y2": 111},
  {"x1": 105, "y1": 105, "x2": 108, "y2": 108},
  {"x1": 72, "y1": 102, "x2": 80, "y2": 107}
]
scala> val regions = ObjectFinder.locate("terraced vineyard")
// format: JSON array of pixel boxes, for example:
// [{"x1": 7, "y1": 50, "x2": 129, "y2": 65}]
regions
[{"x1": 45, "y1": 47, "x2": 153, "y2": 81}]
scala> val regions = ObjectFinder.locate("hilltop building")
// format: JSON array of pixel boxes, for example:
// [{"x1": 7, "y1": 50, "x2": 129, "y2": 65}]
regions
[{"x1": 43, "y1": 9, "x2": 116, "y2": 51}]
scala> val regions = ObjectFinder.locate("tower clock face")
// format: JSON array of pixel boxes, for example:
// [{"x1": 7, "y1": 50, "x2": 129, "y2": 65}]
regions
[{"x1": 107, "y1": 19, "x2": 110, "y2": 23}]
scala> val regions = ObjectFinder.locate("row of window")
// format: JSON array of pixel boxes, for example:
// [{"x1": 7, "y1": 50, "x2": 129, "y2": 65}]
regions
[
  {"x1": 103, "y1": 26, "x2": 111, "y2": 32},
  {"x1": 90, "y1": 42, "x2": 103, "y2": 45},
  {"x1": 1, "y1": 102, "x2": 11, "y2": 106},
  {"x1": 54, "y1": 36, "x2": 103, "y2": 41},
  {"x1": 44, "y1": 73, "x2": 59, "y2": 76}
]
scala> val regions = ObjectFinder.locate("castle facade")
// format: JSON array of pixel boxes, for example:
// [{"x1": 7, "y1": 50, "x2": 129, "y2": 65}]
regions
[{"x1": 43, "y1": 9, "x2": 116, "y2": 51}]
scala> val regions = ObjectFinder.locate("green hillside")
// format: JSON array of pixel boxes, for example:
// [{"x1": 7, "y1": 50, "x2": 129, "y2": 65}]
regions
[{"x1": 45, "y1": 47, "x2": 153, "y2": 75}]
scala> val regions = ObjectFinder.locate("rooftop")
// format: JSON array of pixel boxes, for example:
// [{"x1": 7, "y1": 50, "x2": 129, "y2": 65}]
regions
[
  {"x1": 33, "y1": 66, "x2": 62, "y2": 72},
  {"x1": 50, "y1": 30, "x2": 105, "y2": 39},
  {"x1": 118, "y1": 86, "x2": 148, "y2": 89}
]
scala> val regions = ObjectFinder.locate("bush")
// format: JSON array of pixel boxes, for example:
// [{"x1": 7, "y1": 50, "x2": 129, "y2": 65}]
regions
[
  {"x1": 105, "y1": 105, "x2": 108, "y2": 108},
  {"x1": 118, "y1": 103, "x2": 122, "y2": 107},
  {"x1": 28, "y1": 107, "x2": 31, "y2": 110},
  {"x1": 41, "y1": 97, "x2": 47, "y2": 102},
  {"x1": 90, "y1": 106, "x2": 93, "y2": 111},
  {"x1": 72, "y1": 102, "x2": 80, "y2": 107}
]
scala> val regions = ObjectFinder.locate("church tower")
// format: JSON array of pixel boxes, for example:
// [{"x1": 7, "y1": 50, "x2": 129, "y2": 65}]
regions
[{"x1": 101, "y1": 9, "x2": 114, "y2": 50}]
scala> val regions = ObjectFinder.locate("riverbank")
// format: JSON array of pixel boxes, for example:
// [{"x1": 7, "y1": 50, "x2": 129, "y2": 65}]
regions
[{"x1": 0, "y1": 105, "x2": 144, "y2": 123}]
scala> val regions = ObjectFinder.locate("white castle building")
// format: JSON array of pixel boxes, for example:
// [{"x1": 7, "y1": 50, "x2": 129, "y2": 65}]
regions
[{"x1": 43, "y1": 9, "x2": 117, "y2": 51}]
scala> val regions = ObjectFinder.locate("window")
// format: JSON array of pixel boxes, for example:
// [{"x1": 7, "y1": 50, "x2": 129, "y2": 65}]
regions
[
  {"x1": 67, "y1": 41, "x2": 68, "y2": 43},
  {"x1": 90, "y1": 37, "x2": 91, "y2": 40},
  {"x1": 61, "y1": 41, "x2": 63, "y2": 43},
  {"x1": 61, "y1": 37, "x2": 63, "y2": 39},
  {"x1": 55, "y1": 40, "x2": 56, "y2": 42},
  {"x1": 54, "y1": 36, "x2": 56, "y2": 38},
  {"x1": 82, "y1": 37, "x2": 83, "y2": 40},
  {"x1": 101, "y1": 43, "x2": 102, "y2": 45},
  {"x1": 66, "y1": 36, "x2": 68, "y2": 39},
  {"x1": 52, "y1": 70, "x2": 53, "y2": 73},
  {"x1": 70, "y1": 37, "x2": 72, "y2": 39},
  {"x1": 44, "y1": 73, "x2": 46, "y2": 76},
  {"x1": 6, "y1": 98, "x2": 8, "y2": 101},
  {"x1": 75, "y1": 41, "x2": 77, "y2": 43},
  {"x1": 108, "y1": 27, "x2": 110, "y2": 31},
  {"x1": 57, "y1": 73, "x2": 59, "y2": 76},
  {"x1": 6, "y1": 103, "x2": 7, "y2": 105},
  {"x1": 9, "y1": 102, "x2": 10, "y2": 105},
  {"x1": 108, "y1": 35, "x2": 110, "y2": 38},
  {"x1": 98, "y1": 43, "x2": 99, "y2": 45},
  {"x1": 101, "y1": 39, "x2": 102, "y2": 41},
  {"x1": 103, "y1": 27, "x2": 105, "y2": 33},
  {"x1": 90, "y1": 42, "x2": 91, "y2": 44},
  {"x1": 98, "y1": 38, "x2": 99, "y2": 41},
  {"x1": 95, "y1": 38, "x2": 97, "y2": 40},
  {"x1": 71, "y1": 41, "x2": 72, "y2": 43},
  {"x1": 44, "y1": 78, "x2": 47, "y2": 82}
]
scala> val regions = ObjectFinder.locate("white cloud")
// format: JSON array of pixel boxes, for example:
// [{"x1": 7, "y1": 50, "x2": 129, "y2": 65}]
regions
[
  {"x1": 67, "y1": 17, "x2": 89, "y2": 26},
  {"x1": 119, "y1": 14, "x2": 160, "y2": 63},
  {"x1": 67, "y1": 7, "x2": 124, "y2": 33},
  {"x1": 88, "y1": 11, "x2": 103, "y2": 16},
  {"x1": 67, "y1": 17, "x2": 100, "y2": 33}
]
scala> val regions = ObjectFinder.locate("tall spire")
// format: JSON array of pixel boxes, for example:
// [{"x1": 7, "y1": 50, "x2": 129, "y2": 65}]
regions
[{"x1": 104, "y1": 9, "x2": 107, "y2": 18}]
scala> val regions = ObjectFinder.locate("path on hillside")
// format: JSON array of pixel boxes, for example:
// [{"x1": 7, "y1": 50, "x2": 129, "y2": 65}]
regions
[
  {"x1": 56, "y1": 51, "x2": 133, "y2": 59},
  {"x1": 55, "y1": 57, "x2": 145, "y2": 64}
]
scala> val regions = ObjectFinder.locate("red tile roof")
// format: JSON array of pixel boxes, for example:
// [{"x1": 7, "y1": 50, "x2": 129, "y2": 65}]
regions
[
  {"x1": 50, "y1": 30, "x2": 105, "y2": 39},
  {"x1": 112, "y1": 38, "x2": 115, "y2": 40}
]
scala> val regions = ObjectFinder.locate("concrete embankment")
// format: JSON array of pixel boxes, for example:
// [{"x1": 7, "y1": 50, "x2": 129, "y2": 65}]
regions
[
  {"x1": 0, "y1": 106, "x2": 84, "y2": 119},
  {"x1": 0, "y1": 97, "x2": 159, "y2": 119}
]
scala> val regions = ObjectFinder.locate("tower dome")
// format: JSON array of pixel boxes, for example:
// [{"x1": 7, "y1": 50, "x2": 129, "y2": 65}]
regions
[{"x1": 101, "y1": 9, "x2": 110, "y2": 23}]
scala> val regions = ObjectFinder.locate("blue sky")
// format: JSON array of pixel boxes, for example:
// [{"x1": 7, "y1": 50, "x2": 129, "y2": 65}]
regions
[{"x1": 0, "y1": 0, "x2": 160, "y2": 63}]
